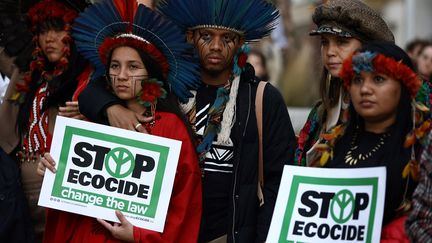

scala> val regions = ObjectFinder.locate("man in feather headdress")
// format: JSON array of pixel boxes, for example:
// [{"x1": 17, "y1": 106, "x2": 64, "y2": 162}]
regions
[
  {"x1": 78, "y1": 0, "x2": 297, "y2": 242},
  {"x1": 157, "y1": 1, "x2": 298, "y2": 242}
]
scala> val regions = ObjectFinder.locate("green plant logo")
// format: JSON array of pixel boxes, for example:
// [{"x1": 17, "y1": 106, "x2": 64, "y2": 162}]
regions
[
  {"x1": 105, "y1": 147, "x2": 135, "y2": 178},
  {"x1": 330, "y1": 189, "x2": 355, "y2": 224}
]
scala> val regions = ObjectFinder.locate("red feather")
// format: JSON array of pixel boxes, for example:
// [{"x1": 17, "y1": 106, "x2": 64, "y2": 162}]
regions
[{"x1": 113, "y1": 0, "x2": 138, "y2": 32}]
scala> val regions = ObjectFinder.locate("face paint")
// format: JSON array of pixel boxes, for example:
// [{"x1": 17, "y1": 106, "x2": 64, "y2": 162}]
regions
[
  {"x1": 109, "y1": 46, "x2": 149, "y2": 101},
  {"x1": 192, "y1": 28, "x2": 242, "y2": 76}
]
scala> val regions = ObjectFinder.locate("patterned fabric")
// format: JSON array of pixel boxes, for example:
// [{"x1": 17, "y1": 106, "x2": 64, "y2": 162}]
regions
[
  {"x1": 310, "y1": 0, "x2": 394, "y2": 43},
  {"x1": 295, "y1": 102, "x2": 321, "y2": 166},
  {"x1": 406, "y1": 131, "x2": 432, "y2": 242},
  {"x1": 417, "y1": 80, "x2": 431, "y2": 109},
  {"x1": 296, "y1": 79, "x2": 431, "y2": 167},
  {"x1": 422, "y1": 79, "x2": 432, "y2": 113},
  {"x1": 196, "y1": 80, "x2": 232, "y2": 156},
  {"x1": 194, "y1": 89, "x2": 234, "y2": 174},
  {"x1": 22, "y1": 82, "x2": 50, "y2": 154}
]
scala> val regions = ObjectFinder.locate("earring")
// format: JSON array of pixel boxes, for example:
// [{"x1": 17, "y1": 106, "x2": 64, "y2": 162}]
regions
[{"x1": 326, "y1": 72, "x2": 332, "y2": 92}]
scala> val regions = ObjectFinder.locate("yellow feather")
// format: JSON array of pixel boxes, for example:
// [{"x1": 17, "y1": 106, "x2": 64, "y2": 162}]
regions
[
  {"x1": 402, "y1": 163, "x2": 410, "y2": 179},
  {"x1": 320, "y1": 151, "x2": 330, "y2": 167}
]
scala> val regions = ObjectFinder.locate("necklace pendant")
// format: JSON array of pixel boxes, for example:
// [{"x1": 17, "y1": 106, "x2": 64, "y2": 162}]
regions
[
  {"x1": 352, "y1": 158, "x2": 358, "y2": 165},
  {"x1": 345, "y1": 156, "x2": 353, "y2": 165}
]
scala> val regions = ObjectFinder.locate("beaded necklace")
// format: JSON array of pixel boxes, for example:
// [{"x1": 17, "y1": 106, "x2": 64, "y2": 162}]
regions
[{"x1": 344, "y1": 129, "x2": 390, "y2": 165}]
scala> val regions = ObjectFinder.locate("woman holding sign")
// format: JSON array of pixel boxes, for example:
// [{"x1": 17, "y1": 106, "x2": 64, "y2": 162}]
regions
[
  {"x1": 316, "y1": 42, "x2": 430, "y2": 241},
  {"x1": 37, "y1": 0, "x2": 202, "y2": 242}
]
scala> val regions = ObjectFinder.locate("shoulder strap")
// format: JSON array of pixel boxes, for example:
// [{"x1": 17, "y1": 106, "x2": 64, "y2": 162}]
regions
[{"x1": 255, "y1": 81, "x2": 267, "y2": 206}]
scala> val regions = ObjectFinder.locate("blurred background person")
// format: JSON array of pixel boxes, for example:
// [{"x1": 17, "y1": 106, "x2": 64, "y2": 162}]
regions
[
  {"x1": 417, "y1": 42, "x2": 432, "y2": 82},
  {"x1": 415, "y1": 42, "x2": 432, "y2": 107},
  {"x1": 405, "y1": 38, "x2": 429, "y2": 66},
  {"x1": 247, "y1": 49, "x2": 270, "y2": 81}
]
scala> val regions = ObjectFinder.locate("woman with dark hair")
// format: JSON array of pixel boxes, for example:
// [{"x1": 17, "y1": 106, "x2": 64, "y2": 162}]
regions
[
  {"x1": 5, "y1": 1, "x2": 91, "y2": 241},
  {"x1": 37, "y1": 0, "x2": 202, "y2": 242},
  {"x1": 247, "y1": 49, "x2": 270, "y2": 81},
  {"x1": 296, "y1": 0, "x2": 396, "y2": 166},
  {"x1": 318, "y1": 42, "x2": 428, "y2": 241},
  {"x1": 416, "y1": 43, "x2": 432, "y2": 104}
]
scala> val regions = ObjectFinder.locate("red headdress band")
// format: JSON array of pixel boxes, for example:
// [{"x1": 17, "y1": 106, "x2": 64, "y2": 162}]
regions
[
  {"x1": 98, "y1": 34, "x2": 170, "y2": 75},
  {"x1": 340, "y1": 52, "x2": 421, "y2": 98},
  {"x1": 27, "y1": 0, "x2": 78, "y2": 33}
]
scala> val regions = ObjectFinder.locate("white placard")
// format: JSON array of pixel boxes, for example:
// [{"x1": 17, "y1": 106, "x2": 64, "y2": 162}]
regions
[
  {"x1": 38, "y1": 116, "x2": 182, "y2": 232},
  {"x1": 267, "y1": 165, "x2": 386, "y2": 243}
]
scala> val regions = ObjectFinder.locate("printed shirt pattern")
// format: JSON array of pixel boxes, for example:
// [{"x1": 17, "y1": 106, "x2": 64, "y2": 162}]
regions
[
  {"x1": 406, "y1": 131, "x2": 432, "y2": 241},
  {"x1": 195, "y1": 103, "x2": 234, "y2": 174}
]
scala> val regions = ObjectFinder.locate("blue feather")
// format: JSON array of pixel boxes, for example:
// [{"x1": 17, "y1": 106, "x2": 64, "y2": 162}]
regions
[
  {"x1": 72, "y1": 0, "x2": 201, "y2": 102},
  {"x1": 196, "y1": 130, "x2": 216, "y2": 153},
  {"x1": 158, "y1": 0, "x2": 279, "y2": 42},
  {"x1": 352, "y1": 51, "x2": 377, "y2": 74}
]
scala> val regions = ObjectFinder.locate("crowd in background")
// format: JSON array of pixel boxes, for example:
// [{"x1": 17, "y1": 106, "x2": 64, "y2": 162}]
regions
[{"x1": 1, "y1": 0, "x2": 432, "y2": 243}]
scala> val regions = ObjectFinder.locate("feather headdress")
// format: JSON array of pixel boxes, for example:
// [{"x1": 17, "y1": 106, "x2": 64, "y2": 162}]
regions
[
  {"x1": 340, "y1": 50, "x2": 421, "y2": 98},
  {"x1": 72, "y1": 0, "x2": 200, "y2": 102},
  {"x1": 157, "y1": 0, "x2": 279, "y2": 42},
  {"x1": 0, "y1": 0, "x2": 90, "y2": 71}
]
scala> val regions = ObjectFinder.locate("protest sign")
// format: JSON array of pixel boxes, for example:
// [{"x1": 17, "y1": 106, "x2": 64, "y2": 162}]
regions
[
  {"x1": 38, "y1": 116, "x2": 181, "y2": 232},
  {"x1": 267, "y1": 165, "x2": 386, "y2": 243}
]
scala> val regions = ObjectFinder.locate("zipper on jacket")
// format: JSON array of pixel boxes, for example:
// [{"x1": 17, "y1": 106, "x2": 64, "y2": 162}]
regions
[{"x1": 231, "y1": 83, "x2": 252, "y2": 242}]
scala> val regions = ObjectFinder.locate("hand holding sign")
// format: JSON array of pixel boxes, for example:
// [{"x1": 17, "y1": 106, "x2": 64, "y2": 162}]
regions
[
  {"x1": 97, "y1": 210, "x2": 134, "y2": 242},
  {"x1": 37, "y1": 153, "x2": 57, "y2": 176}
]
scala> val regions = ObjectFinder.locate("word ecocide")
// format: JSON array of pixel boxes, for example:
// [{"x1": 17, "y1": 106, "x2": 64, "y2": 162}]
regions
[
  {"x1": 293, "y1": 190, "x2": 369, "y2": 241},
  {"x1": 66, "y1": 142, "x2": 156, "y2": 199}
]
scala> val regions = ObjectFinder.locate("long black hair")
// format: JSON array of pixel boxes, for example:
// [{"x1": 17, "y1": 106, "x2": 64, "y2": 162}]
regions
[
  {"x1": 330, "y1": 42, "x2": 417, "y2": 224},
  {"x1": 16, "y1": 21, "x2": 87, "y2": 137},
  {"x1": 105, "y1": 46, "x2": 197, "y2": 144}
]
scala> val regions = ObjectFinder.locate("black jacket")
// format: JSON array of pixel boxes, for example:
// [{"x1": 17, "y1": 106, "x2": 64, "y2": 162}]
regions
[
  {"x1": 225, "y1": 65, "x2": 296, "y2": 242},
  {"x1": 78, "y1": 64, "x2": 297, "y2": 242},
  {"x1": 0, "y1": 148, "x2": 35, "y2": 242}
]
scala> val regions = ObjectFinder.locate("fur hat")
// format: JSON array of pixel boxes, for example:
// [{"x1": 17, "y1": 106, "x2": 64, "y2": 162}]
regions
[{"x1": 310, "y1": 0, "x2": 394, "y2": 43}]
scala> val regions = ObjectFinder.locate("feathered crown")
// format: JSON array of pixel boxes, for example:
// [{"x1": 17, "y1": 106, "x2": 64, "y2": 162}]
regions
[
  {"x1": 27, "y1": 0, "x2": 78, "y2": 33},
  {"x1": 157, "y1": 0, "x2": 279, "y2": 42},
  {"x1": 340, "y1": 50, "x2": 421, "y2": 98},
  {"x1": 72, "y1": 0, "x2": 200, "y2": 102},
  {"x1": 0, "y1": 0, "x2": 90, "y2": 71}
]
